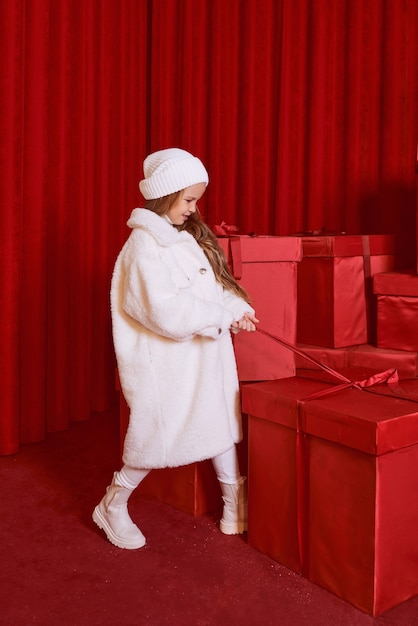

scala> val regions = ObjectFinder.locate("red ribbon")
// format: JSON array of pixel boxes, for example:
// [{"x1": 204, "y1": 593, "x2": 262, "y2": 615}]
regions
[
  {"x1": 301, "y1": 368, "x2": 398, "y2": 401},
  {"x1": 256, "y1": 327, "x2": 400, "y2": 399},
  {"x1": 212, "y1": 221, "x2": 240, "y2": 236}
]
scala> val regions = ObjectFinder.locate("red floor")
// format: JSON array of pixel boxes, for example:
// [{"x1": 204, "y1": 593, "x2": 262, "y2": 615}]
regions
[{"x1": 1, "y1": 410, "x2": 417, "y2": 625}]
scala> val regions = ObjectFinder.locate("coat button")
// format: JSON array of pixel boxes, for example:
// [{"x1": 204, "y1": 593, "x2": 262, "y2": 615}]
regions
[
  {"x1": 218, "y1": 328, "x2": 222, "y2": 334},
  {"x1": 199, "y1": 267, "x2": 207, "y2": 274}
]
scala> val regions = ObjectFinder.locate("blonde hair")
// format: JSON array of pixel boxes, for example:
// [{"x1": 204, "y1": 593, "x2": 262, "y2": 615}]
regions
[{"x1": 144, "y1": 192, "x2": 251, "y2": 304}]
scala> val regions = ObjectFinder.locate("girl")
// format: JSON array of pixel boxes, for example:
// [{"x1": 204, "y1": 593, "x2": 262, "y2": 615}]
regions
[{"x1": 93, "y1": 148, "x2": 258, "y2": 549}]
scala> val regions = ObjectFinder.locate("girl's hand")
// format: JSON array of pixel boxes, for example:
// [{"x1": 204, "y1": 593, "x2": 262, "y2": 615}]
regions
[{"x1": 231, "y1": 312, "x2": 259, "y2": 333}]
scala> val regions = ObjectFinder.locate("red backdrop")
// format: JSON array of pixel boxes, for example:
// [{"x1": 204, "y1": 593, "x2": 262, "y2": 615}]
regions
[{"x1": 1, "y1": 0, "x2": 417, "y2": 454}]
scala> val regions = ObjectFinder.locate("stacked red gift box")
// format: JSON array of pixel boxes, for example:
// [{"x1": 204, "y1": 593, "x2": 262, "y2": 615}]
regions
[
  {"x1": 240, "y1": 230, "x2": 418, "y2": 616},
  {"x1": 217, "y1": 234, "x2": 302, "y2": 381}
]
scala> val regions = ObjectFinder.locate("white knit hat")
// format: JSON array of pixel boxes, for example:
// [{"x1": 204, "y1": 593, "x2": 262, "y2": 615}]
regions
[{"x1": 139, "y1": 148, "x2": 209, "y2": 200}]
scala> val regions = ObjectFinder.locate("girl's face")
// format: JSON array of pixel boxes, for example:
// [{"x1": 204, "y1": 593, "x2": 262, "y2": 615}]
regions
[{"x1": 166, "y1": 183, "x2": 206, "y2": 225}]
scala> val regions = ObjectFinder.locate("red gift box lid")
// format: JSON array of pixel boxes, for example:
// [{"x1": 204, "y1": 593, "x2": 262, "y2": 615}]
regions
[
  {"x1": 241, "y1": 375, "x2": 418, "y2": 455},
  {"x1": 219, "y1": 235, "x2": 302, "y2": 262},
  {"x1": 300, "y1": 234, "x2": 395, "y2": 258},
  {"x1": 218, "y1": 235, "x2": 302, "y2": 279},
  {"x1": 373, "y1": 272, "x2": 418, "y2": 296}
]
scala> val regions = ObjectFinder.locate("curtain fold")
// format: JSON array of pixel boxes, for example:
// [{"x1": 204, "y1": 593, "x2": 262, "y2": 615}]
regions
[
  {"x1": 19, "y1": 0, "x2": 50, "y2": 444},
  {"x1": 1, "y1": 0, "x2": 417, "y2": 454},
  {"x1": 1, "y1": 0, "x2": 22, "y2": 452}
]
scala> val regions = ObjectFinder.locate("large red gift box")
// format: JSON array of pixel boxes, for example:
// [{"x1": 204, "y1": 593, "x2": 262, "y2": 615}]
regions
[
  {"x1": 374, "y1": 272, "x2": 418, "y2": 351},
  {"x1": 295, "y1": 342, "x2": 418, "y2": 379},
  {"x1": 218, "y1": 235, "x2": 302, "y2": 380},
  {"x1": 241, "y1": 374, "x2": 418, "y2": 616},
  {"x1": 297, "y1": 235, "x2": 398, "y2": 348}
]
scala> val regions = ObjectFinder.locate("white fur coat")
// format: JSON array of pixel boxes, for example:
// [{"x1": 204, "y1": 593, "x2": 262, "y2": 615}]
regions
[{"x1": 111, "y1": 208, "x2": 254, "y2": 469}]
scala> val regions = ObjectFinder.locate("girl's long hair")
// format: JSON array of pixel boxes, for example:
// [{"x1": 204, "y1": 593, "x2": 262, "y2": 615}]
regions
[{"x1": 145, "y1": 192, "x2": 251, "y2": 304}]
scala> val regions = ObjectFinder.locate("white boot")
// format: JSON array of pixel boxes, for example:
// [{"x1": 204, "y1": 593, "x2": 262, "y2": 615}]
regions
[
  {"x1": 219, "y1": 477, "x2": 248, "y2": 535},
  {"x1": 92, "y1": 473, "x2": 146, "y2": 549}
]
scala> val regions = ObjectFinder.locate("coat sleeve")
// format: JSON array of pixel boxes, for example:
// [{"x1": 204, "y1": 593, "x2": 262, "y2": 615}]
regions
[
  {"x1": 221, "y1": 289, "x2": 255, "y2": 321},
  {"x1": 118, "y1": 234, "x2": 234, "y2": 341}
]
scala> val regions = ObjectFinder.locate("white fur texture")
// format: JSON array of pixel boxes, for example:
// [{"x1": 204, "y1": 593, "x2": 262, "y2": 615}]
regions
[{"x1": 111, "y1": 209, "x2": 254, "y2": 469}]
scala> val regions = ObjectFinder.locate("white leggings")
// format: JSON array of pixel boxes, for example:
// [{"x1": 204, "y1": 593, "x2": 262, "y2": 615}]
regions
[
  {"x1": 115, "y1": 445, "x2": 240, "y2": 490},
  {"x1": 211, "y1": 445, "x2": 240, "y2": 484}
]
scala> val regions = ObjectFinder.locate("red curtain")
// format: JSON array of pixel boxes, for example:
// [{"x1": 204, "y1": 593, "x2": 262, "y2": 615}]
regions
[{"x1": 1, "y1": 0, "x2": 417, "y2": 454}]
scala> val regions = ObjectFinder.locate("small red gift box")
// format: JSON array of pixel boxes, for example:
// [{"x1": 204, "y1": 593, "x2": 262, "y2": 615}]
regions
[
  {"x1": 218, "y1": 235, "x2": 302, "y2": 381},
  {"x1": 374, "y1": 272, "x2": 418, "y2": 351},
  {"x1": 241, "y1": 373, "x2": 418, "y2": 616},
  {"x1": 297, "y1": 235, "x2": 398, "y2": 348},
  {"x1": 295, "y1": 342, "x2": 418, "y2": 379}
]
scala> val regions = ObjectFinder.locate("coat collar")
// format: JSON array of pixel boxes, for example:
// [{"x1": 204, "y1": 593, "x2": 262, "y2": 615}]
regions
[{"x1": 127, "y1": 208, "x2": 190, "y2": 247}]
